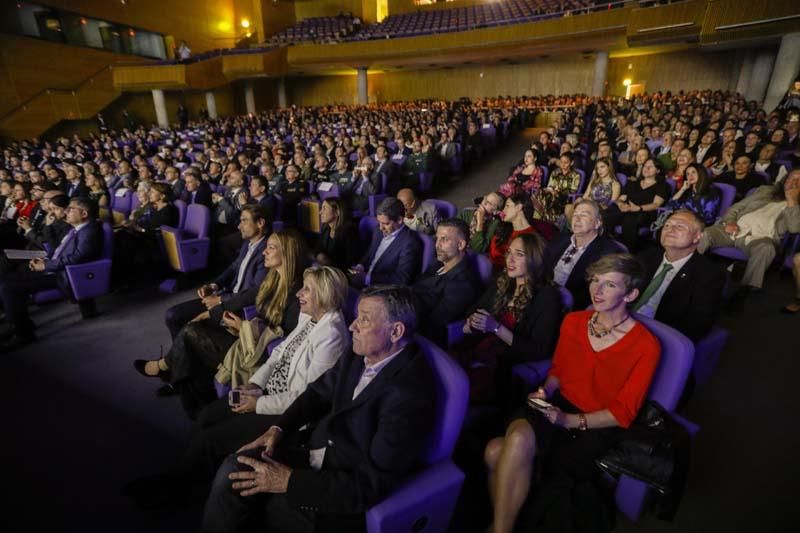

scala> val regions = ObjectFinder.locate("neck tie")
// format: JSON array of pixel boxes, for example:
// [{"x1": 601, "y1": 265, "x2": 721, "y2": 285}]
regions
[
  {"x1": 52, "y1": 228, "x2": 77, "y2": 261},
  {"x1": 632, "y1": 263, "x2": 674, "y2": 312}
]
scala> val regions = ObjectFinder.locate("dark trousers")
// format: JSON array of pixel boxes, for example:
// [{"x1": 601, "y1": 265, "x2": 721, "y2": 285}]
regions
[
  {"x1": 0, "y1": 270, "x2": 58, "y2": 337},
  {"x1": 165, "y1": 298, "x2": 207, "y2": 340}
]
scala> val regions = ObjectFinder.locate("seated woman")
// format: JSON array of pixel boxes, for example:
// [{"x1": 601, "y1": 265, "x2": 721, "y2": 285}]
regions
[
  {"x1": 85, "y1": 172, "x2": 109, "y2": 217},
  {"x1": 126, "y1": 266, "x2": 351, "y2": 506},
  {"x1": 488, "y1": 194, "x2": 537, "y2": 270},
  {"x1": 532, "y1": 152, "x2": 582, "y2": 228},
  {"x1": 314, "y1": 197, "x2": 360, "y2": 270},
  {"x1": 450, "y1": 233, "x2": 561, "y2": 407},
  {"x1": 501, "y1": 150, "x2": 542, "y2": 197},
  {"x1": 134, "y1": 229, "x2": 310, "y2": 418},
  {"x1": 709, "y1": 140, "x2": 737, "y2": 177},
  {"x1": 126, "y1": 181, "x2": 153, "y2": 224},
  {"x1": 565, "y1": 157, "x2": 621, "y2": 224},
  {"x1": 719, "y1": 154, "x2": 766, "y2": 201},
  {"x1": 603, "y1": 157, "x2": 670, "y2": 252},
  {"x1": 483, "y1": 253, "x2": 660, "y2": 533},
  {"x1": 656, "y1": 162, "x2": 721, "y2": 229}
]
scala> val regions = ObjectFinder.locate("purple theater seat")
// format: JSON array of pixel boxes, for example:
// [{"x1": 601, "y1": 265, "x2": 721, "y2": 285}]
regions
[
  {"x1": 159, "y1": 204, "x2": 211, "y2": 293},
  {"x1": 427, "y1": 199, "x2": 457, "y2": 219},
  {"x1": 418, "y1": 232, "x2": 435, "y2": 274},
  {"x1": 466, "y1": 251, "x2": 493, "y2": 286},
  {"x1": 365, "y1": 334, "x2": 468, "y2": 533},
  {"x1": 174, "y1": 199, "x2": 188, "y2": 230},
  {"x1": 615, "y1": 314, "x2": 696, "y2": 520},
  {"x1": 711, "y1": 182, "x2": 736, "y2": 218},
  {"x1": 358, "y1": 216, "x2": 378, "y2": 249},
  {"x1": 316, "y1": 183, "x2": 340, "y2": 202},
  {"x1": 368, "y1": 193, "x2": 388, "y2": 217},
  {"x1": 692, "y1": 326, "x2": 729, "y2": 386},
  {"x1": 418, "y1": 171, "x2": 434, "y2": 193},
  {"x1": 343, "y1": 287, "x2": 360, "y2": 325}
]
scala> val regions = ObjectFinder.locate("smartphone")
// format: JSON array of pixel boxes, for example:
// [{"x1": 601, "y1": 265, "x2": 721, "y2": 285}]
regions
[
  {"x1": 527, "y1": 397, "x2": 553, "y2": 412},
  {"x1": 228, "y1": 390, "x2": 241, "y2": 407}
]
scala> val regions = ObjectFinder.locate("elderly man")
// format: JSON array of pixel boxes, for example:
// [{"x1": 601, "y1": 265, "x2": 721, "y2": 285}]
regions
[
  {"x1": 181, "y1": 168, "x2": 212, "y2": 208},
  {"x1": 543, "y1": 199, "x2": 621, "y2": 311},
  {"x1": 635, "y1": 209, "x2": 725, "y2": 343},
  {"x1": 397, "y1": 188, "x2": 440, "y2": 235},
  {"x1": 412, "y1": 218, "x2": 483, "y2": 347},
  {"x1": 350, "y1": 197, "x2": 422, "y2": 287},
  {"x1": 341, "y1": 157, "x2": 380, "y2": 214},
  {"x1": 202, "y1": 285, "x2": 435, "y2": 533},
  {"x1": 212, "y1": 170, "x2": 246, "y2": 232},
  {"x1": 459, "y1": 191, "x2": 504, "y2": 253},
  {"x1": 0, "y1": 197, "x2": 102, "y2": 350},
  {"x1": 699, "y1": 170, "x2": 800, "y2": 298}
]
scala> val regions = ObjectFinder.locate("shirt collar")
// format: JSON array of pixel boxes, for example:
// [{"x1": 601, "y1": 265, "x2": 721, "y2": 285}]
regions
[
  {"x1": 661, "y1": 251, "x2": 693, "y2": 271},
  {"x1": 364, "y1": 347, "x2": 404, "y2": 373},
  {"x1": 72, "y1": 221, "x2": 89, "y2": 233},
  {"x1": 383, "y1": 225, "x2": 404, "y2": 240},
  {"x1": 570, "y1": 233, "x2": 597, "y2": 250}
]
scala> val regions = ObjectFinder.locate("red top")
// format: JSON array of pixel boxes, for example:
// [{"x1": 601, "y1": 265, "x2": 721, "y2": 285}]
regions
[
  {"x1": 15, "y1": 200, "x2": 38, "y2": 219},
  {"x1": 549, "y1": 310, "x2": 660, "y2": 428},
  {"x1": 489, "y1": 226, "x2": 536, "y2": 269}
]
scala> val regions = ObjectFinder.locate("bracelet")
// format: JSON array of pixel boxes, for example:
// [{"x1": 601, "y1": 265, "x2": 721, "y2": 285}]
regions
[{"x1": 578, "y1": 414, "x2": 588, "y2": 431}]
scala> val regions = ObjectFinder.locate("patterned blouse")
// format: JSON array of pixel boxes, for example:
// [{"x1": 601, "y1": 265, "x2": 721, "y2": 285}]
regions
[
  {"x1": 265, "y1": 319, "x2": 317, "y2": 395},
  {"x1": 588, "y1": 181, "x2": 615, "y2": 209}
]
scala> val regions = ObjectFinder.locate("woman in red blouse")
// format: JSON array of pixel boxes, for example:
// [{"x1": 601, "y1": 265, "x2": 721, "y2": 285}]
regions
[
  {"x1": 488, "y1": 194, "x2": 536, "y2": 269},
  {"x1": 12, "y1": 182, "x2": 38, "y2": 220},
  {"x1": 483, "y1": 253, "x2": 660, "y2": 533}
]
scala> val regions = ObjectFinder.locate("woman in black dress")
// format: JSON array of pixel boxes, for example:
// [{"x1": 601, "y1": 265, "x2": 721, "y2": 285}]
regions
[{"x1": 314, "y1": 197, "x2": 359, "y2": 270}]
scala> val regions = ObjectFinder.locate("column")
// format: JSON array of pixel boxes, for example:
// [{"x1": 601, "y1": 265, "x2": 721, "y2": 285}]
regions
[
  {"x1": 244, "y1": 81, "x2": 256, "y2": 114},
  {"x1": 205, "y1": 91, "x2": 218, "y2": 119},
  {"x1": 746, "y1": 49, "x2": 776, "y2": 104},
  {"x1": 735, "y1": 50, "x2": 754, "y2": 97},
  {"x1": 592, "y1": 51, "x2": 609, "y2": 97},
  {"x1": 357, "y1": 67, "x2": 368, "y2": 106},
  {"x1": 277, "y1": 77, "x2": 287, "y2": 109},
  {"x1": 764, "y1": 32, "x2": 800, "y2": 112},
  {"x1": 151, "y1": 89, "x2": 168, "y2": 128},
  {"x1": 727, "y1": 49, "x2": 744, "y2": 92}
]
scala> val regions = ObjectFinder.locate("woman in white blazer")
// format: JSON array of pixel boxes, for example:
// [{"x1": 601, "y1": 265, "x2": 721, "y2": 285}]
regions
[{"x1": 126, "y1": 266, "x2": 351, "y2": 505}]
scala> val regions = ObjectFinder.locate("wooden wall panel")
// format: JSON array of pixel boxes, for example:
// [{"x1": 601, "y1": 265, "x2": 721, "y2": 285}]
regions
[
  {"x1": 260, "y1": 0, "x2": 296, "y2": 39},
  {"x1": 607, "y1": 49, "x2": 736, "y2": 96}
]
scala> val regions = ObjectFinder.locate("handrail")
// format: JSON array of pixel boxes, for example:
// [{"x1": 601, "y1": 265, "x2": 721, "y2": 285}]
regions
[{"x1": 0, "y1": 63, "x2": 125, "y2": 122}]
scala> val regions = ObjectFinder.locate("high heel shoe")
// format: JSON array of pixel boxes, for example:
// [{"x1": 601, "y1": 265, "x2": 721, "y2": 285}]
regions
[{"x1": 133, "y1": 359, "x2": 170, "y2": 380}]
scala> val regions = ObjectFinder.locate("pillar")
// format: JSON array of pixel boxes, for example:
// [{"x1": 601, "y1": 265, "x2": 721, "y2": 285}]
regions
[
  {"x1": 764, "y1": 32, "x2": 800, "y2": 112},
  {"x1": 205, "y1": 91, "x2": 218, "y2": 119},
  {"x1": 244, "y1": 81, "x2": 256, "y2": 114},
  {"x1": 746, "y1": 49, "x2": 776, "y2": 104},
  {"x1": 277, "y1": 77, "x2": 287, "y2": 109},
  {"x1": 151, "y1": 89, "x2": 168, "y2": 128},
  {"x1": 735, "y1": 50, "x2": 754, "y2": 97},
  {"x1": 357, "y1": 67, "x2": 368, "y2": 106},
  {"x1": 592, "y1": 51, "x2": 609, "y2": 98}
]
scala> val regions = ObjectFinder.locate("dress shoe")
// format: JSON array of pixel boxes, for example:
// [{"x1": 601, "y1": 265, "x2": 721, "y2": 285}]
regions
[{"x1": 133, "y1": 359, "x2": 170, "y2": 380}]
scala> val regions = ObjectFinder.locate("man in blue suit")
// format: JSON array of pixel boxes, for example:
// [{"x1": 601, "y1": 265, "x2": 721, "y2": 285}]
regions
[
  {"x1": 0, "y1": 197, "x2": 102, "y2": 350},
  {"x1": 181, "y1": 168, "x2": 213, "y2": 209},
  {"x1": 162, "y1": 204, "x2": 269, "y2": 340},
  {"x1": 349, "y1": 197, "x2": 422, "y2": 287},
  {"x1": 202, "y1": 285, "x2": 435, "y2": 533}
]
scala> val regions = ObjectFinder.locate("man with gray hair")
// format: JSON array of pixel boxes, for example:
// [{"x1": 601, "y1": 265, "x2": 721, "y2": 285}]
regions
[{"x1": 202, "y1": 285, "x2": 435, "y2": 533}]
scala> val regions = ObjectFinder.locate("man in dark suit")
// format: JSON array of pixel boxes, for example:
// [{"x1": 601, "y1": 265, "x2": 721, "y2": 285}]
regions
[
  {"x1": 164, "y1": 166, "x2": 185, "y2": 200},
  {"x1": 162, "y1": 204, "x2": 269, "y2": 340},
  {"x1": 634, "y1": 209, "x2": 725, "y2": 343},
  {"x1": 0, "y1": 197, "x2": 102, "y2": 350},
  {"x1": 544, "y1": 199, "x2": 621, "y2": 311},
  {"x1": 341, "y1": 157, "x2": 381, "y2": 213},
  {"x1": 181, "y1": 168, "x2": 212, "y2": 208},
  {"x1": 202, "y1": 285, "x2": 435, "y2": 533},
  {"x1": 413, "y1": 218, "x2": 483, "y2": 347},
  {"x1": 64, "y1": 164, "x2": 89, "y2": 198},
  {"x1": 693, "y1": 129, "x2": 720, "y2": 166},
  {"x1": 349, "y1": 197, "x2": 422, "y2": 287},
  {"x1": 212, "y1": 170, "x2": 246, "y2": 234}
]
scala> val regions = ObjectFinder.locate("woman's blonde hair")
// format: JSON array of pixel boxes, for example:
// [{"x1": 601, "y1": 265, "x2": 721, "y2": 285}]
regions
[
  {"x1": 302, "y1": 265, "x2": 349, "y2": 313},
  {"x1": 256, "y1": 229, "x2": 310, "y2": 327}
]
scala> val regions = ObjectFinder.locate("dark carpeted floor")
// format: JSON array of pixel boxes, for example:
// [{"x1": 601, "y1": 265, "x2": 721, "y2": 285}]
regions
[{"x1": 3, "y1": 128, "x2": 799, "y2": 532}]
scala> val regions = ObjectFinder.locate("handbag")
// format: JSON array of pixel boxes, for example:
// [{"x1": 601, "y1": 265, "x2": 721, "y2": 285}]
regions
[{"x1": 595, "y1": 400, "x2": 676, "y2": 494}]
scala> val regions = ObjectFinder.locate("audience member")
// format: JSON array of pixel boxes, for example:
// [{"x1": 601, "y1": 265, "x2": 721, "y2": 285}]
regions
[
  {"x1": 488, "y1": 193, "x2": 537, "y2": 270},
  {"x1": 657, "y1": 163, "x2": 721, "y2": 229},
  {"x1": 182, "y1": 169, "x2": 213, "y2": 208},
  {"x1": 397, "y1": 187, "x2": 440, "y2": 235},
  {"x1": 314, "y1": 197, "x2": 360, "y2": 271},
  {"x1": 719, "y1": 155, "x2": 766, "y2": 201},
  {"x1": 462, "y1": 191, "x2": 504, "y2": 254}
]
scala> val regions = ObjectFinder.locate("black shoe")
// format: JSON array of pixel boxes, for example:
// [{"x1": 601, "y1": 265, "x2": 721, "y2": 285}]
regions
[
  {"x1": 156, "y1": 384, "x2": 177, "y2": 397},
  {"x1": 133, "y1": 360, "x2": 170, "y2": 380},
  {"x1": 0, "y1": 333, "x2": 36, "y2": 353}
]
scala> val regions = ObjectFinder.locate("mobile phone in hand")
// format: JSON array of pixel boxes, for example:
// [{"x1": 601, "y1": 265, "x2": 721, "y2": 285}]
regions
[
  {"x1": 527, "y1": 397, "x2": 553, "y2": 412},
  {"x1": 228, "y1": 390, "x2": 241, "y2": 407}
]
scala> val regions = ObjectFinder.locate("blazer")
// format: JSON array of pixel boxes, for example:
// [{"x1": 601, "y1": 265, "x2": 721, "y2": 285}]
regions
[
  {"x1": 413, "y1": 257, "x2": 483, "y2": 347},
  {"x1": 277, "y1": 343, "x2": 435, "y2": 514},
  {"x1": 249, "y1": 310, "x2": 350, "y2": 415},
  {"x1": 360, "y1": 225, "x2": 423, "y2": 286},
  {"x1": 168, "y1": 178, "x2": 185, "y2": 200},
  {"x1": 181, "y1": 181, "x2": 213, "y2": 208},
  {"x1": 719, "y1": 185, "x2": 800, "y2": 239},
  {"x1": 316, "y1": 222, "x2": 360, "y2": 271},
  {"x1": 214, "y1": 187, "x2": 244, "y2": 225},
  {"x1": 637, "y1": 248, "x2": 725, "y2": 343},
  {"x1": 543, "y1": 233, "x2": 622, "y2": 312},
  {"x1": 406, "y1": 200, "x2": 441, "y2": 235},
  {"x1": 66, "y1": 181, "x2": 90, "y2": 199},
  {"x1": 214, "y1": 237, "x2": 268, "y2": 301},
  {"x1": 44, "y1": 221, "x2": 102, "y2": 273}
]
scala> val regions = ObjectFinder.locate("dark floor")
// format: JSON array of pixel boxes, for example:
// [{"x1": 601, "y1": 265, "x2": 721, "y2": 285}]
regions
[{"x1": 3, "y1": 129, "x2": 799, "y2": 532}]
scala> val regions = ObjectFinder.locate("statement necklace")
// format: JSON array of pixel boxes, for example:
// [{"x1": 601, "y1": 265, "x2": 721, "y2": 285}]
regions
[{"x1": 588, "y1": 311, "x2": 629, "y2": 338}]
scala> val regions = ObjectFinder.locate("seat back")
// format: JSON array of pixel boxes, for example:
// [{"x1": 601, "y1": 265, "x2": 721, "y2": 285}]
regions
[
  {"x1": 359, "y1": 216, "x2": 378, "y2": 248},
  {"x1": 467, "y1": 251, "x2": 493, "y2": 286},
  {"x1": 558, "y1": 286, "x2": 573, "y2": 313},
  {"x1": 414, "y1": 335, "x2": 469, "y2": 464},
  {"x1": 427, "y1": 199, "x2": 457, "y2": 219},
  {"x1": 575, "y1": 168, "x2": 587, "y2": 194},
  {"x1": 183, "y1": 204, "x2": 210, "y2": 238},
  {"x1": 316, "y1": 183, "x2": 340, "y2": 202},
  {"x1": 616, "y1": 172, "x2": 628, "y2": 188},
  {"x1": 101, "y1": 221, "x2": 114, "y2": 259},
  {"x1": 634, "y1": 314, "x2": 694, "y2": 412},
  {"x1": 418, "y1": 232, "x2": 435, "y2": 274},
  {"x1": 174, "y1": 199, "x2": 188, "y2": 229},
  {"x1": 343, "y1": 287, "x2": 360, "y2": 325},
  {"x1": 712, "y1": 182, "x2": 736, "y2": 219}
]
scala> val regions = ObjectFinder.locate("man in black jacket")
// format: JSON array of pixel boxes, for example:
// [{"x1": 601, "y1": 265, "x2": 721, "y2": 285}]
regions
[
  {"x1": 413, "y1": 218, "x2": 483, "y2": 347},
  {"x1": 202, "y1": 285, "x2": 435, "y2": 533}
]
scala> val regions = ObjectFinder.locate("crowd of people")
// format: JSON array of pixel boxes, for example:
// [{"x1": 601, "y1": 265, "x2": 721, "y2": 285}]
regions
[{"x1": 1, "y1": 86, "x2": 799, "y2": 532}]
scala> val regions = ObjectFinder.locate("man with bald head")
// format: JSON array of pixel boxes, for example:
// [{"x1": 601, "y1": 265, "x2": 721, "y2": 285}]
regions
[{"x1": 396, "y1": 188, "x2": 440, "y2": 235}]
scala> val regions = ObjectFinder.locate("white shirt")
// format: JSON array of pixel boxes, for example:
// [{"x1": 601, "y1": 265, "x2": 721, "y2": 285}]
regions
[
  {"x1": 695, "y1": 144, "x2": 712, "y2": 163},
  {"x1": 232, "y1": 237, "x2": 263, "y2": 294},
  {"x1": 637, "y1": 252, "x2": 694, "y2": 318},
  {"x1": 736, "y1": 200, "x2": 788, "y2": 245},
  {"x1": 552, "y1": 234, "x2": 596, "y2": 287},
  {"x1": 309, "y1": 348, "x2": 404, "y2": 471},
  {"x1": 755, "y1": 161, "x2": 787, "y2": 184}
]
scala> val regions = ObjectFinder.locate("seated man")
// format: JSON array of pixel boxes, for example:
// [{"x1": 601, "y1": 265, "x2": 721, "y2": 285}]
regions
[
  {"x1": 397, "y1": 187, "x2": 440, "y2": 235},
  {"x1": 181, "y1": 168, "x2": 213, "y2": 209},
  {"x1": 349, "y1": 197, "x2": 422, "y2": 287},
  {"x1": 162, "y1": 204, "x2": 269, "y2": 341},
  {"x1": 413, "y1": 218, "x2": 483, "y2": 347},
  {"x1": 635, "y1": 209, "x2": 725, "y2": 343},
  {"x1": 400, "y1": 140, "x2": 430, "y2": 190},
  {"x1": 341, "y1": 157, "x2": 380, "y2": 213},
  {"x1": 459, "y1": 191, "x2": 504, "y2": 254},
  {"x1": 274, "y1": 164, "x2": 309, "y2": 226},
  {"x1": 0, "y1": 197, "x2": 102, "y2": 350},
  {"x1": 543, "y1": 199, "x2": 621, "y2": 311},
  {"x1": 202, "y1": 285, "x2": 435, "y2": 533},
  {"x1": 699, "y1": 170, "x2": 800, "y2": 300},
  {"x1": 211, "y1": 169, "x2": 246, "y2": 234}
]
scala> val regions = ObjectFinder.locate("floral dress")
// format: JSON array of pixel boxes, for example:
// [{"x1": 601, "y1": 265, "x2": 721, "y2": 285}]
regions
[
  {"x1": 533, "y1": 170, "x2": 581, "y2": 226},
  {"x1": 499, "y1": 165, "x2": 542, "y2": 197}
]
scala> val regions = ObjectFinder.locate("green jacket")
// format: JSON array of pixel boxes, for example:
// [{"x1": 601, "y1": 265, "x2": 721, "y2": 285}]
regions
[{"x1": 459, "y1": 208, "x2": 500, "y2": 253}]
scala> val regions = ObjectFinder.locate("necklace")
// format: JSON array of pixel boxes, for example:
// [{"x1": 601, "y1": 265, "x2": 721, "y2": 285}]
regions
[{"x1": 588, "y1": 311, "x2": 629, "y2": 338}]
